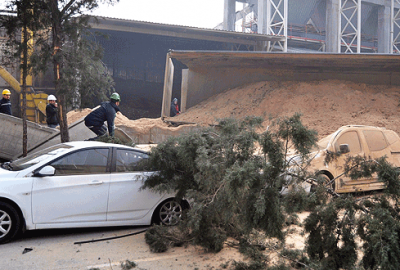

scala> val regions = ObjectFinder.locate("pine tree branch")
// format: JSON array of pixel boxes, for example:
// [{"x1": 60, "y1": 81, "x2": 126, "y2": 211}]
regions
[
  {"x1": 265, "y1": 243, "x2": 314, "y2": 269},
  {"x1": 205, "y1": 180, "x2": 226, "y2": 207},
  {"x1": 61, "y1": 0, "x2": 76, "y2": 17}
]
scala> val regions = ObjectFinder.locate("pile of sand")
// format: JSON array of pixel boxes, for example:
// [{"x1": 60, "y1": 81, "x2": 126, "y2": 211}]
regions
[
  {"x1": 169, "y1": 80, "x2": 400, "y2": 138},
  {"x1": 67, "y1": 80, "x2": 400, "y2": 139},
  {"x1": 67, "y1": 108, "x2": 195, "y2": 137},
  {"x1": 67, "y1": 108, "x2": 93, "y2": 125}
]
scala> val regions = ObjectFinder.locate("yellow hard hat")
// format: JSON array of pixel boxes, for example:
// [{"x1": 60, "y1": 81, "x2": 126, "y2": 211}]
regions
[{"x1": 2, "y1": 89, "x2": 11, "y2": 95}]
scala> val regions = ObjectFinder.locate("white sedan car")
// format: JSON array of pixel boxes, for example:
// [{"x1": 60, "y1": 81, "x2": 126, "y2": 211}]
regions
[{"x1": 0, "y1": 141, "x2": 186, "y2": 244}]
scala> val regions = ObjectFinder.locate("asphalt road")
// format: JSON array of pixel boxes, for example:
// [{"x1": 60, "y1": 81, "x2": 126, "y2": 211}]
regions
[{"x1": 0, "y1": 226, "x2": 239, "y2": 270}]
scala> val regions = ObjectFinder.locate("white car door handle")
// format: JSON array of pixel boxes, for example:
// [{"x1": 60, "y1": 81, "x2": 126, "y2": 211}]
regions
[{"x1": 89, "y1": 180, "x2": 103, "y2": 185}]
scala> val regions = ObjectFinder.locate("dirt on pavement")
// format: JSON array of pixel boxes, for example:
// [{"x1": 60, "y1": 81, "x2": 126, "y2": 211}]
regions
[{"x1": 0, "y1": 226, "x2": 244, "y2": 270}]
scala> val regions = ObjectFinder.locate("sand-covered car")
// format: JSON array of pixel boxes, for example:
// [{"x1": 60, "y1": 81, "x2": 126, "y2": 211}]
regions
[{"x1": 302, "y1": 125, "x2": 400, "y2": 193}]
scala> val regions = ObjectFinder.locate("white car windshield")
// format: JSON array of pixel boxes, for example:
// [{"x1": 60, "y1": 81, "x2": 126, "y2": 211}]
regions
[{"x1": 7, "y1": 144, "x2": 73, "y2": 171}]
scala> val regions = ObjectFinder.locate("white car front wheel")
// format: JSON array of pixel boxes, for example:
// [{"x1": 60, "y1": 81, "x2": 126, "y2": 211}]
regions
[
  {"x1": 0, "y1": 202, "x2": 22, "y2": 244},
  {"x1": 155, "y1": 200, "x2": 183, "y2": 226}
]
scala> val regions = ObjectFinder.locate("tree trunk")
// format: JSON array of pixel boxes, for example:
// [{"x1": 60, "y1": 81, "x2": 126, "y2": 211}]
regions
[
  {"x1": 22, "y1": 25, "x2": 28, "y2": 157},
  {"x1": 58, "y1": 93, "x2": 69, "y2": 141},
  {"x1": 50, "y1": 0, "x2": 69, "y2": 142}
]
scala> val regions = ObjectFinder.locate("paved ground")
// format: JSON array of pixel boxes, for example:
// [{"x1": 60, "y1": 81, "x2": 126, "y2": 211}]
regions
[{"x1": 0, "y1": 226, "x2": 240, "y2": 270}]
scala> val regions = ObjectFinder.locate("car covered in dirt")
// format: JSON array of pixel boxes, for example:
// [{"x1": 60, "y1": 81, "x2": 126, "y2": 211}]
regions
[
  {"x1": 297, "y1": 125, "x2": 400, "y2": 193},
  {"x1": 0, "y1": 141, "x2": 187, "y2": 244}
]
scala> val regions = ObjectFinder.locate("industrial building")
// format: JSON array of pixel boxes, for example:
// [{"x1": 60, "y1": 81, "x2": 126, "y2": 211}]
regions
[
  {"x1": 1, "y1": 0, "x2": 400, "y2": 120},
  {"x1": 221, "y1": 0, "x2": 400, "y2": 54},
  {"x1": 89, "y1": 0, "x2": 400, "y2": 118}
]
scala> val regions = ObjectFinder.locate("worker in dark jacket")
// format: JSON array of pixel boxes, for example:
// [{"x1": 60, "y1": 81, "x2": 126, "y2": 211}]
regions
[
  {"x1": 84, "y1": 92, "x2": 121, "y2": 139},
  {"x1": 46, "y1": 95, "x2": 59, "y2": 128},
  {"x1": 0, "y1": 89, "x2": 12, "y2": 115},
  {"x1": 170, "y1": 98, "x2": 180, "y2": 117}
]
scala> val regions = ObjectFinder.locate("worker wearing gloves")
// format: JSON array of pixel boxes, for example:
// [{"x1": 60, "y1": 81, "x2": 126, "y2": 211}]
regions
[
  {"x1": 84, "y1": 92, "x2": 121, "y2": 140},
  {"x1": 0, "y1": 89, "x2": 12, "y2": 115},
  {"x1": 46, "y1": 95, "x2": 59, "y2": 128}
]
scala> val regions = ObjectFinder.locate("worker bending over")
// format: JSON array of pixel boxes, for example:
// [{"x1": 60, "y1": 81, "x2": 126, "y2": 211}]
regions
[{"x1": 84, "y1": 93, "x2": 121, "y2": 140}]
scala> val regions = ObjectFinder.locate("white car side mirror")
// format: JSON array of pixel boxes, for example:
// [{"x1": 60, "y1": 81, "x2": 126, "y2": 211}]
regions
[{"x1": 35, "y1": 166, "x2": 55, "y2": 177}]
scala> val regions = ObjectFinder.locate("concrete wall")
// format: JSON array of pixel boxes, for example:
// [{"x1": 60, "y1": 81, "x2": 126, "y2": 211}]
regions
[
  {"x1": 118, "y1": 125, "x2": 200, "y2": 145},
  {"x1": 0, "y1": 114, "x2": 58, "y2": 160},
  {"x1": 24, "y1": 119, "x2": 95, "y2": 158}
]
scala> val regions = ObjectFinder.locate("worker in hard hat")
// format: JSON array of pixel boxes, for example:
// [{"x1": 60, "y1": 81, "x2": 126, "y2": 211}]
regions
[
  {"x1": 170, "y1": 98, "x2": 180, "y2": 117},
  {"x1": 84, "y1": 92, "x2": 121, "y2": 140},
  {"x1": 46, "y1": 95, "x2": 59, "y2": 128},
  {"x1": 0, "y1": 89, "x2": 12, "y2": 115}
]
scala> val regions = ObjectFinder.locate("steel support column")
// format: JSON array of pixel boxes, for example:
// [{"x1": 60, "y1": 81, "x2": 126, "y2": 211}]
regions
[
  {"x1": 339, "y1": 0, "x2": 361, "y2": 53},
  {"x1": 223, "y1": 0, "x2": 236, "y2": 31},
  {"x1": 265, "y1": 0, "x2": 287, "y2": 52},
  {"x1": 326, "y1": 0, "x2": 340, "y2": 52},
  {"x1": 258, "y1": 0, "x2": 268, "y2": 34},
  {"x1": 391, "y1": 0, "x2": 400, "y2": 53},
  {"x1": 378, "y1": 4, "x2": 391, "y2": 53}
]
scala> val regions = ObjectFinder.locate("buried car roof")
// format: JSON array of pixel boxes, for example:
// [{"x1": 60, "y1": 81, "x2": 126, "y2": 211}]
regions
[{"x1": 339, "y1": 125, "x2": 386, "y2": 131}]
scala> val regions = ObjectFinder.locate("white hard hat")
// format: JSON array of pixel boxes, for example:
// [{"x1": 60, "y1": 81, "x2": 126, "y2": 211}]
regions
[{"x1": 47, "y1": 95, "x2": 57, "y2": 101}]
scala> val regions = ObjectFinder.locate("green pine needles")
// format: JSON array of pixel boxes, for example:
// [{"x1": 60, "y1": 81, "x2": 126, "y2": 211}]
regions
[{"x1": 143, "y1": 114, "x2": 400, "y2": 270}]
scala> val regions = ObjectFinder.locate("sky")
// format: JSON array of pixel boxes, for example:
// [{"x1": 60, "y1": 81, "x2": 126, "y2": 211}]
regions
[
  {"x1": 90, "y1": 0, "x2": 226, "y2": 29},
  {"x1": 0, "y1": 0, "x2": 245, "y2": 30}
]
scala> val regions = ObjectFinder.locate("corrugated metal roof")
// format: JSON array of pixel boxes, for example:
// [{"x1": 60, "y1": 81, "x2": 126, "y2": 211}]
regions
[
  {"x1": 90, "y1": 15, "x2": 220, "y2": 32},
  {"x1": 90, "y1": 16, "x2": 285, "y2": 44}
]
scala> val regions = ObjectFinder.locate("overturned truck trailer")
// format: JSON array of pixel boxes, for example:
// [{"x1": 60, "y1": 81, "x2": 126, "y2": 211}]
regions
[{"x1": 161, "y1": 51, "x2": 400, "y2": 117}]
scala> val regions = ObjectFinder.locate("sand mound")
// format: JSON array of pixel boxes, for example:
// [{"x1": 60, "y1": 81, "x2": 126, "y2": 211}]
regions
[
  {"x1": 169, "y1": 80, "x2": 400, "y2": 137},
  {"x1": 67, "y1": 108, "x2": 196, "y2": 138},
  {"x1": 67, "y1": 108, "x2": 93, "y2": 124},
  {"x1": 67, "y1": 80, "x2": 400, "y2": 139}
]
